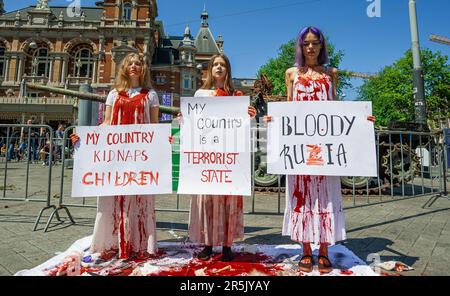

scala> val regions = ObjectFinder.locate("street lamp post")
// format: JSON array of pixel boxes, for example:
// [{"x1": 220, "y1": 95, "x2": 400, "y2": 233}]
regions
[{"x1": 409, "y1": 0, "x2": 427, "y2": 125}]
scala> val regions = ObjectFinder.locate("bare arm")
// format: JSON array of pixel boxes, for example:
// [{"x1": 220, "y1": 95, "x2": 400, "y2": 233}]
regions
[
  {"x1": 331, "y1": 68, "x2": 339, "y2": 100},
  {"x1": 101, "y1": 105, "x2": 112, "y2": 126},
  {"x1": 285, "y1": 68, "x2": 295, "y2": 101},
  {"x1": 150, "y1": 106, "x2": 159, "y2": 124}
]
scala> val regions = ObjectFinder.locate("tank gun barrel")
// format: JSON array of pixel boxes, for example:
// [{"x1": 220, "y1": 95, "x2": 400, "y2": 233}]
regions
[{"x1": 26, "y1": 83, "x2": 180, "y2": 115}]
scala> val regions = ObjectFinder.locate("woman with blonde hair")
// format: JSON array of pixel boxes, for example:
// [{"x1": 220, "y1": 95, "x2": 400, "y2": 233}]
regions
[
  {"x1": 72, "y1": 52, "x2": 160, "y2": 260},
  {"x1": 186, "y1": 53, "x2": 256, "y2": 261}
]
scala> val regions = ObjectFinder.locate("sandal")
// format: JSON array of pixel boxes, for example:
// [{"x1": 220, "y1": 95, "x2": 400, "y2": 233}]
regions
[
  {"x1": 298, "y1": 255, "x2": 313, "y2": 273},
  {"x1": 318, "y1": 255, "x2": 333, "y2": 274}
]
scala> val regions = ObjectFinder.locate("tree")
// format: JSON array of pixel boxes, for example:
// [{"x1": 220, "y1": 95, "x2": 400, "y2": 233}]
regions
[
  {"x1": 358, "y1": 49, "x2": 449, "y2": 126},
  {"x1": 257, "y1": 38, "x2": 351, "y2": 98}
]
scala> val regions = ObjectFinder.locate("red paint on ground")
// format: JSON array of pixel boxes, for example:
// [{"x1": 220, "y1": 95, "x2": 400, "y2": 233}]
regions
[
  {"x1": 340, "y1": 269, "x2": 353, "y2": 275},
  {"x1": 149, "y1": 252, "x2": 284, "y2": 276}
]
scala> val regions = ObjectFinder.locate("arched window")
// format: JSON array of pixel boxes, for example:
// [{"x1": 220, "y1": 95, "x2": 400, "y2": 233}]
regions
[
  {"x1": 122, "y1": 2, "x2": 132, "y2": 21},
  {"x1": 72, "y1": 47, "x2": 94, "y2": 78},
  {"x1": 31, "y1": 47, "x2": 49, "y2": 77},
  {"x1": 0, "y1": 44, "x2": 5, "y2": 78}
]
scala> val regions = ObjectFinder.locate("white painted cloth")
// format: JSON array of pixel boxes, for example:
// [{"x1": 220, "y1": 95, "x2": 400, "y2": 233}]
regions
[{"x1": 15, "y1": 235, "x2": 377, "y2": 276}]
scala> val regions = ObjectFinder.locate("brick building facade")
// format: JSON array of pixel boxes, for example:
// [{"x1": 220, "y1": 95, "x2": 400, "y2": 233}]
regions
[{"x1": 0, "y1": 1, "x2": 225, "y2": 126}]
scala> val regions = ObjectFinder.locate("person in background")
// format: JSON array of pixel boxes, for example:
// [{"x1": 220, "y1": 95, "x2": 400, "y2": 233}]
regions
[{"x1": 55, "y1": 124, "x2": 65, "y2": 161}]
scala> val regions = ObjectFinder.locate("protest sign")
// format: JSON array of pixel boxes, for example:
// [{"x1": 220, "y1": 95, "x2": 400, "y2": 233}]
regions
[
  {"x1": 72, "y1": 124, "x2": 172, "y2": 197},
  {"x1": 178, "y1": 96, "x2": 251, "y2": 196},
  {"x1": 267, "y1": 101, "x2": 377, "y2": 177}
]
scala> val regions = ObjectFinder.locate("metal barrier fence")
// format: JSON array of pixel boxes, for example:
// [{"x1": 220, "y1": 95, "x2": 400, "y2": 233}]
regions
[
  {"x1": 249, "y1": 126, "x2": 448, "y2": 212},
  {"x1": 1, "y1": 124, "x2": 448, "y2": 231},
  {"x1": 0, "y1": 123, "x2": 67, "y2": 231}
]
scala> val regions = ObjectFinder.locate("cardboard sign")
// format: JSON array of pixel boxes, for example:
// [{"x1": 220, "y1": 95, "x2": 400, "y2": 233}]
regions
[
  {"x1": 72, "y1": 124, "x2": 172, "y2": 197},
  {"x1": 267, "y1": 101, "x2": 377, "y2": 177},
  {"x1": 177, "y1": 96, "x2": 251, "y2": 196}
]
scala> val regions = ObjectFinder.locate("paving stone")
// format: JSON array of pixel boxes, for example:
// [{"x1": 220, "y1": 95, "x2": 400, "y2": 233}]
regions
[
  {"x1": 409, "y1": 235, "x2": 437, "y2": 258},
  {"x1": 0, "y1": 264, "x2": 12, "y2": 276},
  {"x1": 0, "y1": 250, "x2": 35, "y2": 274}
]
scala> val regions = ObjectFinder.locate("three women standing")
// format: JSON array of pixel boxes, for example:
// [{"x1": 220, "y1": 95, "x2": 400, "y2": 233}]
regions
[{"x1": 74, "y1": 28, "x2": 361, "y2": 270}]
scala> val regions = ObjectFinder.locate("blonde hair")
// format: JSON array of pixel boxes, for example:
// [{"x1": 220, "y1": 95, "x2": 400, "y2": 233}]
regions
[
  {"x1": 114, "y1": 53, "x2": 153, "y2": 92},
  {"x1": 202, "y1": 53, "x2": 235, "y2": 95}
]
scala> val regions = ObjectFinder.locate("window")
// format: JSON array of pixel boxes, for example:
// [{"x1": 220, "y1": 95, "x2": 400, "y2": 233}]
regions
[
  {"x1": 73, "y1": 48, "x2": 94, "y2": 78},
  {"x1": 155, "y1": 75, "x2": 166, "y2": 85},
  {"x1": 32, "y1": 47, "x2": 49, "y2": 77},
  {"x1": 122, "y1": 2, "x2": 132, "y2": 21},
  {"x1": 183, "y1": 74, "x2": 190, "y2": 89},
  {"x1": 0, "y1": 46, "x2": 5, "y2": 77},
  {"x1": 191, "y1": 76, "x2": 195, "y2": 89}
]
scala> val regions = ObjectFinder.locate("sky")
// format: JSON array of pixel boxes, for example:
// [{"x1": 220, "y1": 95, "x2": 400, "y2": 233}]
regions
[{"x1": 4, "y1": 0, "x2": 450, "y2": 99}]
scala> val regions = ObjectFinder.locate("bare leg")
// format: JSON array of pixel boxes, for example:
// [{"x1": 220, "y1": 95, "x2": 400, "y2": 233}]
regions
[
  {"x1": 319, "y1": 243, "x2": 328, "y2": 257},
  {"x1": 302, "y1": 243, "x2": 312, "y2": 258}
]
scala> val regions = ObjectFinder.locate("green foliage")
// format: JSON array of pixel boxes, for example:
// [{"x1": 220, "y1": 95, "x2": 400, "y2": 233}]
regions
[
  {"x1": 258, "y1": 38, "x2": 351, "y2": 99},
  {"x1": 358, "y1": 49, "x2": 450, "y2": 126}
]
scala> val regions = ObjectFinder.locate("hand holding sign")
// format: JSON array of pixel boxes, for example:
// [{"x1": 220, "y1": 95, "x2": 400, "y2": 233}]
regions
[{"x1": 70, "y1": 133, "x2": 80, "y2": 145}]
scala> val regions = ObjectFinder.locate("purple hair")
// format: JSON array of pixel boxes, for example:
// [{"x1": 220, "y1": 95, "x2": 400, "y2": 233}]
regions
[{"x1": 294, "y1": 26, "x2": 329, "y2": 67}]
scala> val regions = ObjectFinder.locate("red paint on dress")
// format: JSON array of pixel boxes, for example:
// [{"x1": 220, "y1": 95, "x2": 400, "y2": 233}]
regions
[
  {"x1": 110, "y1": 89, "x2": 151, "y2": 258},
  {"x1": 118, "y1": 196, "x2": 130, "y2": 258}
]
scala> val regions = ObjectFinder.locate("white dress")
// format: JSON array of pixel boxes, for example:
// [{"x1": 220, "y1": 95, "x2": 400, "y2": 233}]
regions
[
  {"x1": 89, "y1": 88, "x2": 160, "y2": 258},
  {"x1": 187, "y1": 88, "x2": 245, "y2": 247},
  {"x1": 282, "y1": 70, "x2": 346, "y2": 245}
]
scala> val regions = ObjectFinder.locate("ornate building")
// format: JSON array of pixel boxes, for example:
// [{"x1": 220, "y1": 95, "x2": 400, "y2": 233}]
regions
[
  {"x1": 0, "y1": 0, "x2": 158, "y2": 126},
  {"x1": 151, "y1": 8, "x2": 225, "y2": 108},
  {"x1": 0, "y1": 2, "x2": 226, "y2": 126}
]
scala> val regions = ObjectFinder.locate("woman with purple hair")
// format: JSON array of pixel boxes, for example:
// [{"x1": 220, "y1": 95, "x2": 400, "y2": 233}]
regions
[
  {"x1": 275, "y1": 27, "x2": 375, "y2": 273},
  {"x1": 277, "y1": 26, "x2": 343, "y2": 274}
]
